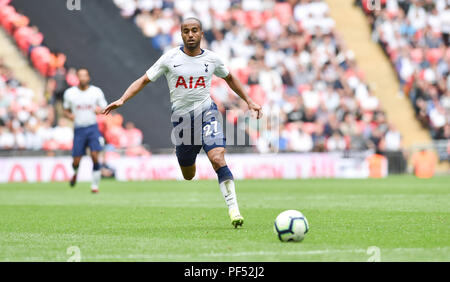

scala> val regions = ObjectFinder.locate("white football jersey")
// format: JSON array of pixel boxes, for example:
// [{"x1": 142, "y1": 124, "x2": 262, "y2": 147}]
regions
[
  {"x1": 63, "y1": 85, "x2": 107, "y2": 128},
  {"x1": 146, "y1": 46, "x2": 229, "y2": 114}
]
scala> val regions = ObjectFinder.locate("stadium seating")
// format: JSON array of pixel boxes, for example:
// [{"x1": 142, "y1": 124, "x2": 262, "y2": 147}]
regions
[
  {"x1": 0, "y1": 0, "x2": 151, "y2": 154},
  {"x1": 114, "y1": 0, "x2": 398, "y2": 153},
  {"x1": 0, "y1": 58, "x2": 57, "y2": 151},
  {"x1": 0, "y1": 0, "x2": 64, "y2": 77},
  {"x1": 0, "y1": 56, "x2": 151, "y2": 154},
  {"x1": 357, "y1": 0, "x2": 449, "y2": 141}
]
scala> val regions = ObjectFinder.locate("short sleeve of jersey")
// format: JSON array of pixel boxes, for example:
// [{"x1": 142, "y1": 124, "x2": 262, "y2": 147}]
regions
[
  {"x1": 62, "y1": 89, "x2": 71, "y2": 109},
  {"x1": 96, "y1": 88, "x2": 108, "y2": 108},
  {"x1": 146, "y1": 53, "x2": 169, "y2": 82},
  {"x1": 213, "y1": 54, "x2": 229, "y2": 78}
]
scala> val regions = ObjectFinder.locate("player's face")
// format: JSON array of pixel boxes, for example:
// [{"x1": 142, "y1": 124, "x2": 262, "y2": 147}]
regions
[
  {"x1": 181, "y1": 21, "x2": 203, "y2": 51},
  {"x1": 77, "y1": 69, "x2": 90, "y2": 87}
]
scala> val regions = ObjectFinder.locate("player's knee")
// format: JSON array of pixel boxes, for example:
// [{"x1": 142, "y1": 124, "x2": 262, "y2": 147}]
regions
[{"x1": 210, "y1": 154, "x2": 225, "y2": 169}]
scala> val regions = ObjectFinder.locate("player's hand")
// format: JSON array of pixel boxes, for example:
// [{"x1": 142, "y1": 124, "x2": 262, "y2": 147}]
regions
[
  {"x1": 248, "y1": 101, "x2": 263, "y2": 119},
  {"x1": 102, "y1": 99, "x2": 124, "y2": 115}
]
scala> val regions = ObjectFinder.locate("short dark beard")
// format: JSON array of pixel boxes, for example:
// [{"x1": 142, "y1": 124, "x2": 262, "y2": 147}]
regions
[
  {"x1": 185, "y1": 41, "x2": 200, "y2": 51},
  {"x1": 78, "y1": 83, "x2": 89, "y2": 90}
]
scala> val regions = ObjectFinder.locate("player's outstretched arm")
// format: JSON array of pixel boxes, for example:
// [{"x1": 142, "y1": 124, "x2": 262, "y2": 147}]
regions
[
  {"x1": 102, "y1": 74, "x2": 150, "y2": 115},
  {"x1": 223, "y1": 73, "x2": 262, "y2": 119}
]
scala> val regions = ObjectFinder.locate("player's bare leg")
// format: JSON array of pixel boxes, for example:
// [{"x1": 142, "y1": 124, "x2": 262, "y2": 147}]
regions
[
  {"x1": 207, "y1": 147, "x2": 243, "y2": 228},
  {"x1": 70, "y1": 156, "x2": 82, "y2": 187},
  {"x1": 90, "y1": 150, "x2": 101, "y2": 193},
  {"x1": 180, "y1": 164, "x2": 196, "y2": 180}
]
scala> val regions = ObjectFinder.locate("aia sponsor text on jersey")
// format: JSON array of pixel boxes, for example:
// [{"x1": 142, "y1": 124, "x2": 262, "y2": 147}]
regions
[
  {"x1": 175, "y1": 76, "x2": 206, "y2": 89},
  {"x1": 76, "y1": 104, "x2": 94, "y2": 110}
]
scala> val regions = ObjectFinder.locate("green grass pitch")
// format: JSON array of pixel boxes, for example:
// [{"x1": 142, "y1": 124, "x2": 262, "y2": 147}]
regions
[{"x1": 0, "y1": 176, "x2": 449, "y2": 261}]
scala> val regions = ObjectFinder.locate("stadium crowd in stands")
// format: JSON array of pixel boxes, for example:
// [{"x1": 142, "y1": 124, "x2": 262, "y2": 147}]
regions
[
  {"x1": 0, "y1": 0, "x2": 149, "y2": 155},
  {"x1": 0, "y1": 57, "x2": 68, "y2": 151},
  {"x1": 114, "y1": 0, "x2": 403, "y2": 153},
  {"x1": 357, "y1": 0, "x2": 450, "y2": 142}
]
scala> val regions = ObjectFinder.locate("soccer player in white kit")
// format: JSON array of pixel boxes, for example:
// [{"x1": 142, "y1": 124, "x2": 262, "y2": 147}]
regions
[
  {"x1": 103, "y1": 18, "x2": 262, "y2": 228},
  {"x1": 63, "y1": 68, "x2": 108, "y2": 193}
]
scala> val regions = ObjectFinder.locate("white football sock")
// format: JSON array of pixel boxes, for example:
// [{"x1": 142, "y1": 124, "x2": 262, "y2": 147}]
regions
[
  {"x1": 219, "y1": 179, "x2": 239, "y2": 212},
  {"x1": 92, "y1": 170, "x2": 101, "y2": 190}
]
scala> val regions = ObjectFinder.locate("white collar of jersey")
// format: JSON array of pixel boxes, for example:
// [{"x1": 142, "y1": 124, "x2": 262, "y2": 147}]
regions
[{"x1": 179, "y1": 46, "x2": 205, "y2": 57}]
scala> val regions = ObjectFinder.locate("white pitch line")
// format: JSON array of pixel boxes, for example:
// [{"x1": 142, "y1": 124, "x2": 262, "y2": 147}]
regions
[
  {"x1": 86, "y1": 246, "x2": 450, "y2": 260},
  {"x1": 76, "y1": 249, "x2": 368, "y2": 260},
  {"x1": 1, "y1": 249, "x2": 364, "y2": 261},
  {"x1": 2, "y1": 247, "x2": 448, "y2": 261}
]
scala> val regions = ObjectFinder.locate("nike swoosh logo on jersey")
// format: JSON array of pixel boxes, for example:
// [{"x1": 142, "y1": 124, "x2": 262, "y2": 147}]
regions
[{"x1": 173, "y1": 64, "x2": 182, "y2": 68}]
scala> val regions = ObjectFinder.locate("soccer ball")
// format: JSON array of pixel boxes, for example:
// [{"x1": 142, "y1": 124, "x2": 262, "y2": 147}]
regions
[{"x1": 274, "y1": 210, "x2": 309, "y2": 242}]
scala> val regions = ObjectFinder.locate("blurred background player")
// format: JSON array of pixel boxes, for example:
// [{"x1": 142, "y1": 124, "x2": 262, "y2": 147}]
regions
[
  {"x1": 103, "y1": 17, "x2": 262, "y2": 227},
  {"x1": 63, "y1": 68, "x2": 108, "y2": 193}
]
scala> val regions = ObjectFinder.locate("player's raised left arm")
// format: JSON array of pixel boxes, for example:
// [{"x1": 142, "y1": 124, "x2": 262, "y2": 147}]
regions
[{"x1": 223, "y1": 73, "x2": 262, "y2": 119}]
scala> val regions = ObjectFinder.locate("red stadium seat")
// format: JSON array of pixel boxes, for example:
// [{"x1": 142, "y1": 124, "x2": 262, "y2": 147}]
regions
[
  {"x1": 1, "y1": 8, "x2": 28, "y2": 35},
  {"x1": 30, "y1": 46, "x2": 51, "y2": 76},
  {"x1": 231, "y1": 9, "x2": 246, "y2": 26},
  {"x1": 42, "y1": 139, "x2": 59, "y2": 151},
  {"x1": 297, "y1": 84, "x2": 310, "y2": 94},
  {"x1": 66, "y1": 72, "x2": 79, "y2": 86},
  {"x1": 410, "y1": 48, "x2": 423, "y2": 63},
  {"x1": 426, "y1": 48, "x2": 443, "y2": 65},
  {"x1": 249, "y1": 85, "x2": 266, "y2": 106},
  {"x1": 213, "y1": 10, "x2": 231, "y2": 22},
  {"x1": 96, "y1": 115, "x2": 107, "y2": 136},
  {"x1": 0, "y1": 5, "x2": 15, "y2": 25},
  {"x1": 13, "y1": 26, "x2": 32, "y2": 54},
  {"x1": 284, "y1": 122, "x2": 297, "y2": 132},
  {"x1": 1, "y1": 8, "x2": 18, "y2": 34},
  {"x1": 261, "y1": 10, "x2": 272, "y2": 23},
  {"x1": 274, "y1": 3, "x2": 292, "y2": 26},
  {"x1": 104, "y1": 126, "x2": 124, "y2": 148},
  {"x1": 245, "y1": 11, "x2": 263, "y2": 30},
  {"x1": 14, "y1": 26, "x2": 43, "y2": 55},
  {"x1": 58, "y1": 142, "x2": 73, "y2": 151},
  {"x1": 29, "y1": 29, "x2": 44, "y2": 46},
  {"x1": 235, "y1": 67, "x2": 250, "y2": 84},
  {"x1": 0, "y1": 0, "x2": 11, "y2": 7},
  {"x1": 12, "y1": 13, "x2": 29, "y2": 29},
  {"x1": 414, "y1": 29, "x2": 423, "y2": 42}
]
